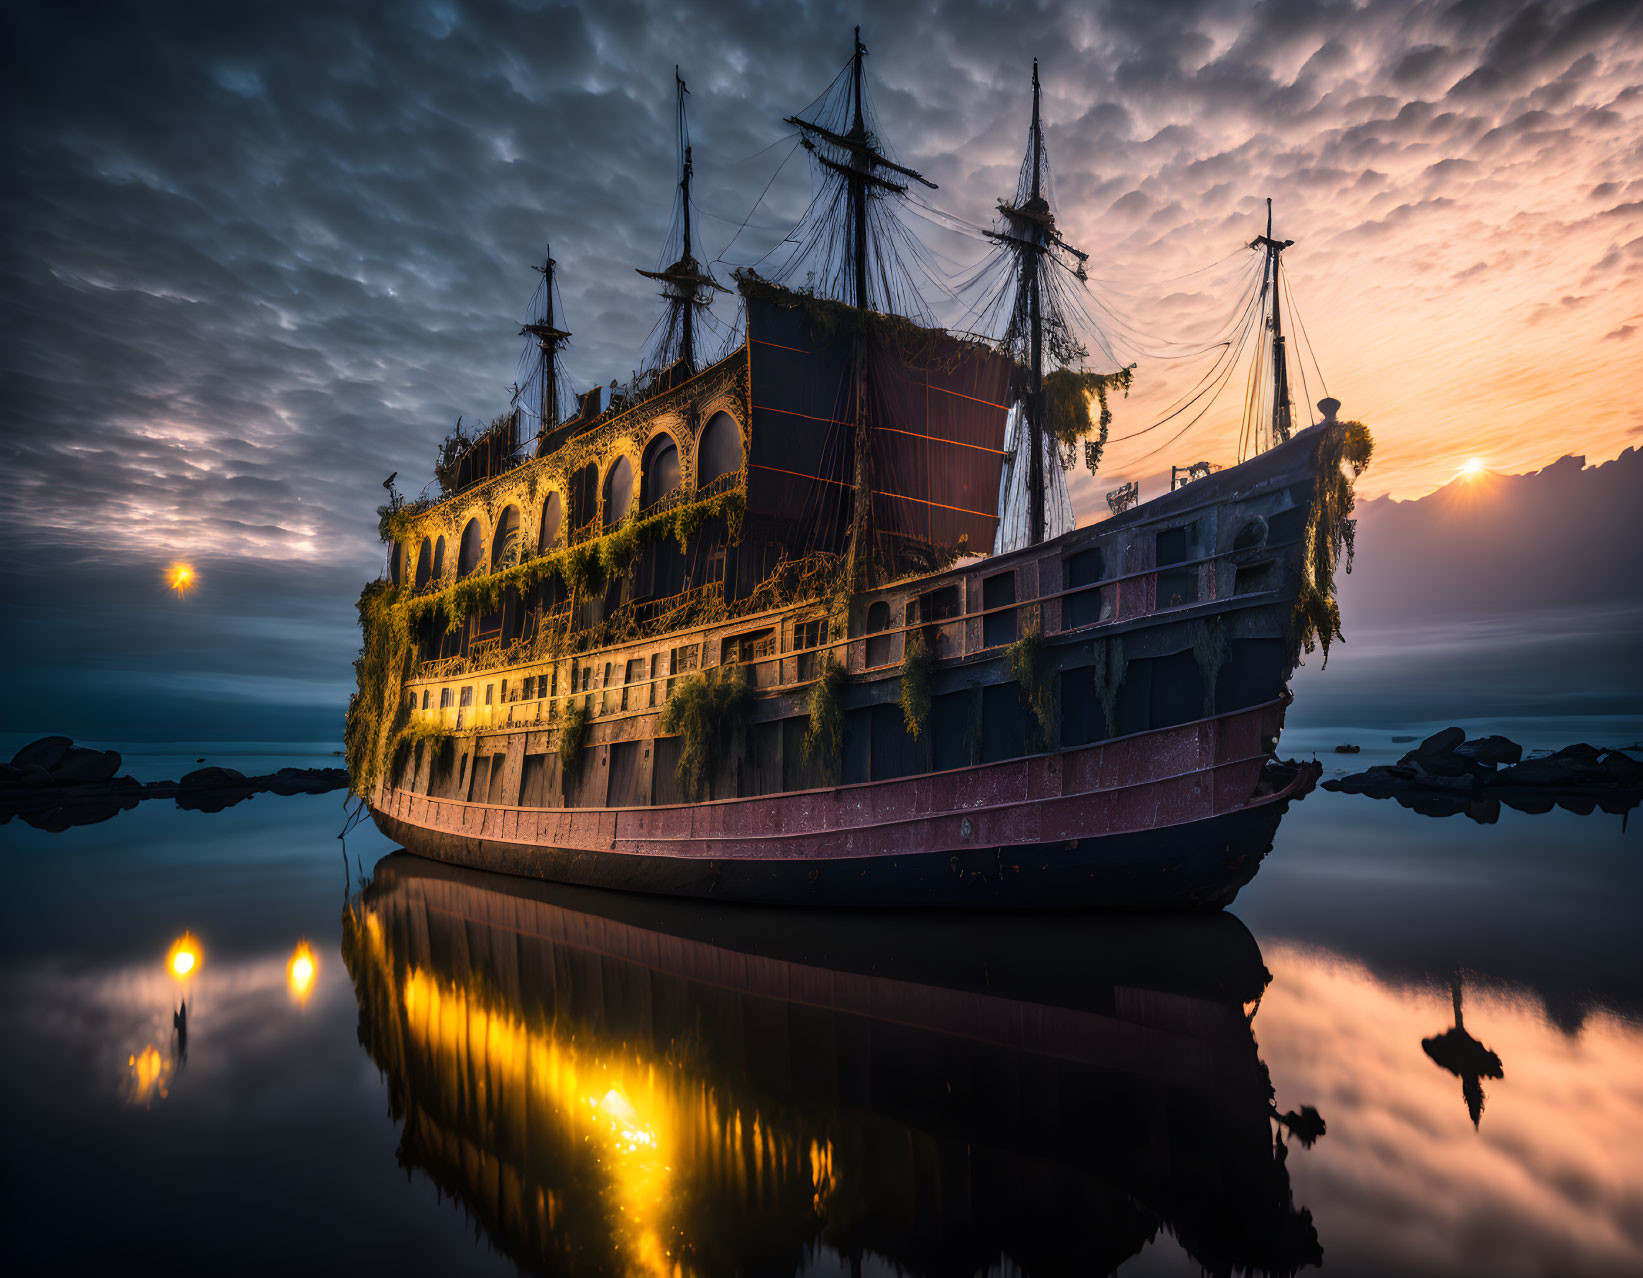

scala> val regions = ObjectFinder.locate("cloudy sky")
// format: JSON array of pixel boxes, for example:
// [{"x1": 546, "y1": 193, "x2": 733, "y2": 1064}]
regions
[{"x1": 2, "y1": 0, "x2": 1640, "y2": 742}]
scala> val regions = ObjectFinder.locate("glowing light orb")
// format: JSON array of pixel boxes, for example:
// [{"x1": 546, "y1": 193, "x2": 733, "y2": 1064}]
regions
[
  {"x1": 167, "y1": 562, "x2": 196, "y2": 597},
  {"x1": 1460, "y1": 458, "x2": 1485, "y2": 478},
  {"x1": 167, "y1": 933, "x2": 200, "y2": 980},
  {"x1": 287, "y1": 940, "x2": 318, "y2": 1002}
]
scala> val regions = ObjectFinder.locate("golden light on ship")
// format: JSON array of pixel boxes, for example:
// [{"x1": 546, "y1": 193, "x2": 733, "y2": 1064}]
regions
[
  {"x1": 287, "y1": 940, "x2": 317, "y2": 1002},
  {"x1": 166, "y1": 561, "x2": 196, "y2": 597},
  {"x1": 167, "y1": 932, "x2": 200, "y2": 979}
]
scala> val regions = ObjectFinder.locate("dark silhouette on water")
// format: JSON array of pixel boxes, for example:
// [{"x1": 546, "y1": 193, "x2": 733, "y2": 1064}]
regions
[
  {"x1": 1422, "y1": 974, "x2": 1504, "y2": 1128},
  {"x1": 172, "y1": 1000, "x2": 188, "y2": 1069}
]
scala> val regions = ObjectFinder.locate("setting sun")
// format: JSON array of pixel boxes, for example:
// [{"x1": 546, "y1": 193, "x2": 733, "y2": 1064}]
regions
[
  {"x1": 1460, "y1": 458, "x2": 1486, "y2": 479},
  {"x1": 166, "y1": 562, "x2": 196, "y2": 597}
]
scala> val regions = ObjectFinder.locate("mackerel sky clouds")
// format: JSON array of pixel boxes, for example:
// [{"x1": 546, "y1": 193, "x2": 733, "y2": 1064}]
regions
[{"x1": 2, "y1": 0, "x2": 1640, "y2": 738}]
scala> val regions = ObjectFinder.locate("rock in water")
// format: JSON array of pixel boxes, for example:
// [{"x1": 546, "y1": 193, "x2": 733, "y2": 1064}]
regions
[
  {"x1": 176, "y1": 766, "x2": 257, "y2": 813},
  {"x1": 11, "y1": 736, "x2": 73, "y2": 771},
  {"x1": 1402, "y1": 726, "x2": 1465, "y2": 762},
  {"x1": 1454, "y1": 735, "x2": 1522, "y2": 767},
  {"x1": 50, "y1": 747, "x2": 123, "y2": 785}
]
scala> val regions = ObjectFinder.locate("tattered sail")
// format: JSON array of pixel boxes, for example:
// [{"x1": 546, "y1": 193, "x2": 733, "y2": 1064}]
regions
[{"x1": 994, "y1": 406, "x2": 1073, "y2": 553}]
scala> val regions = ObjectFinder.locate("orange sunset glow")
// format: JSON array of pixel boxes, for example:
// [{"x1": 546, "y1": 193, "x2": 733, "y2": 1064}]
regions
[{"x1": 166, "y1": 562, "x2": 196, "y2": 597}]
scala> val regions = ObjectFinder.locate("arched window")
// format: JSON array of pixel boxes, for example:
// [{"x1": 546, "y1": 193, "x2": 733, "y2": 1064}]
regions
[
  {"x1": 641, "y1": 434, "x2": 680, "y2": 508},
  {"x1": 389, "y1": 543, "x2": 405, "y2": 586},
  {"x1": 568, "y1": 463, "x2": 598, "y2": 532},
  {"x1": 602, "y1": 457, "x2": 633, "y2": 527},
  {"x1": 492, "y1": 505, "x2": 521, "y2": 570},
  {"x1": 458, "y1": 518, "x2": 484, "y2": 577},
  {"x1": 414, "y1": 539, "x2": 432, "y2": 590},
  {"x1": 865, "y1": 599, "x2": 893, "y2": 668},
  {"x1": 698, "y1": 411, "x2": 742, "y2": 486},
  {"x1": 538, "y1": 491, "x2": 562, "y2": 551},
  {"x1": 431, "y1": 536, "x2": 445, "y2": 581}
]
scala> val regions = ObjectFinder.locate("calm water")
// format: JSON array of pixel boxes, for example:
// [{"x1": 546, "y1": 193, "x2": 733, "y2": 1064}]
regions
[{"x1": 2, "y1": 736, "x2": 1640, "y2": 1277}]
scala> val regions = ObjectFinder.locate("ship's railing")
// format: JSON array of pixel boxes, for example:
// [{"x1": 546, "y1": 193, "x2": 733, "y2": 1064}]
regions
[
  {"x1": 398, "y1": 536, "x2": 1276, "y2": 741},
  {"x1": 565, "y1": 516, "x2": 602, "y2": 548},
  {"x1": 630, "y1": 483, "x2": 690, "y2": 523}
]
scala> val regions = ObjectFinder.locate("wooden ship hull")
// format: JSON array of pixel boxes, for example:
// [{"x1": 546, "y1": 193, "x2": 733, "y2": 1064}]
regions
[
  {"x1": 364, "y1": 422, "x2": 1334, "y2": 909},
  {"x1": 341, "y1": 852, "x2": 1324, "y2": 1274}
]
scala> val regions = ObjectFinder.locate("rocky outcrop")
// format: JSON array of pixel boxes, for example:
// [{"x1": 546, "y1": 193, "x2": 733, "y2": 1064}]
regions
[
  {"x1": 2, "y1": 737, "x2": 350, "y2": 831},
  {"x1": 1323, "y1": 729, "x2": 1642, "y2": 823}
]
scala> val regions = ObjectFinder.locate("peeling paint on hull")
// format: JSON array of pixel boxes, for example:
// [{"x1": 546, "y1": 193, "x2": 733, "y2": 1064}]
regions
[{"x1": 369, "y1": 702, "x2": 1318, "y2": 908}]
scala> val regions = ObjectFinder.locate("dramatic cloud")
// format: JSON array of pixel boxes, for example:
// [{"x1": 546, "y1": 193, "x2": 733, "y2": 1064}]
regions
[{"x1": 1, "y1": 0, "x2": 1640, "y2": 739}]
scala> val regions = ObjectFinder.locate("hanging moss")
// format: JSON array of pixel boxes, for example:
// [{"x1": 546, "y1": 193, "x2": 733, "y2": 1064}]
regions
[
  {"x1": 557, "y1": 701, "x2": 590, "y2": 779},
  {"x1": 599, "y1": 518, "x2": 643, "y2": 582},
  {"x1": 659, "y1": 664, "x2": 752, "y2": 802},
  {"x1": 1291, "y1": 421, "x2": 1375, "y2": 668},
  {"x1": 670, "y1": 488, "x2": 746, "y2": 551},
  {"x1": 398, "y1": 488, "x2": 748, "y2": 639},
  {"x1": 899, "y1": 630, "x2": 934, "y2": 742},
  {"x1": 345, "y1": 580, "x2": 416, "y2": 797},
  {"x1": 1090, "y1": 636, "x2": 1128, "y2": 739},
  {"x1": 802, "y1": 655, "x2": 848, "y2": 783},
  {"x1": 734, "y1": 270, "x2": 990, "y2": 372},
  {"x1": 388, "y1": 720, "x2": 455, "y2": 779},
  {"x1": 1190, "y1": 617, "x2": 1229, "y2": 717},
  {"x1": 1008, "y1": 622, "x2": 1057, "y2": 749},
  {"x1": 1044, "y1": 366, "x2": 1136, "y2": 471}
]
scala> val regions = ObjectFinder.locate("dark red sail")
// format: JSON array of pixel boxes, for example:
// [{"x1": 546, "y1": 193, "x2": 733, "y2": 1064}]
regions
[{"x1": 744, "y1": 282, "x2": 1011, "y2": 554}]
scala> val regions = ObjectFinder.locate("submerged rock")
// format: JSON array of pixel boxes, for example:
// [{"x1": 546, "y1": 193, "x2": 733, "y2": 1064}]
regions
[
  {"x1": 5, "y1": 744, "x2": 351, "y2": 830},
  {"x1": 1326, "y1": 727, "x2": 1641, "y2": 821}
]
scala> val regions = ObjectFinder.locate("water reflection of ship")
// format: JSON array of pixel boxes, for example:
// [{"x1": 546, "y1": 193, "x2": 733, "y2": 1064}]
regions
[{"x1": 342, "y1": 853, "x2": 1324, "y2": 1276}]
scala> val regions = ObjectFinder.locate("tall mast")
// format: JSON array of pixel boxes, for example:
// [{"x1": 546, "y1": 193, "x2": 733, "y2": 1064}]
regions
[
  {"x1": 1026, "y1": 60, "x2": 1045, "y2": 546},
  {"x1": 987, "y1": 60, "x2": 1089, "y2": 548},
  {"x1": 785, "y1": 26, "x2": 937, "y2": 316},
  {"x1": 850, "y1": 27, "x2": 868, "y2": 312},
  {"x1": 521, "y1": 245, "x2": 570, "y2": 440},
  {"x1": 637, "y1": 69, "x2": 725, "y2": 375},
  {"x1": 1252, "y1": 198, "x2": 1295, "y2": 446},
  {"x1": 678, "y1": 70, "x2": 695, "y2": 371}
]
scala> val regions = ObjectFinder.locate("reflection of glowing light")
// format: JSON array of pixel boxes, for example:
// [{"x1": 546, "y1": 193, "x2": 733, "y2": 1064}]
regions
[
  {"x1": 167, "y1": 933, "x2": 200, "y2": 979},
  {"x1": 127, "y1": 1044, "x2": 170, "y2": 1105},
  {"x1": 287, "y1": 940, "x2": 317, "y2": 1002},
  {"x1": 381, "y1": 918, "x2": 682, "y2": 1275},
  {"x1": 166, "y1": 562, "x2": 196, "y2": 597}
]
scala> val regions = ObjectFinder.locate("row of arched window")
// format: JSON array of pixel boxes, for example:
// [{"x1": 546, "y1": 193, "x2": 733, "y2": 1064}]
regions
[{"x1": 391, "y1": 410, "x2": 743, "y2": 591}]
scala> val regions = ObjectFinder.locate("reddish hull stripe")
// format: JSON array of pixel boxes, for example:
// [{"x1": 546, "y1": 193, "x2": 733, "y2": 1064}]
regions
[{"x1": 373, "y1": 702, "x2": 1287, "y2": 864}]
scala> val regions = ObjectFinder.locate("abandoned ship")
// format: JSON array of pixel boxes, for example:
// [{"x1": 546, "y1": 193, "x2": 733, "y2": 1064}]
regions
[{"x1": 346, "y1": 34, "x2": 1373, "y2": 908}]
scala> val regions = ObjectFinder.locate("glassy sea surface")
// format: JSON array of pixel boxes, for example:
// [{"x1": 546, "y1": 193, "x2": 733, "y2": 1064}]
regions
[{"x1": 2, "y1": 729, "x2": 1640, "y2": 1277}]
